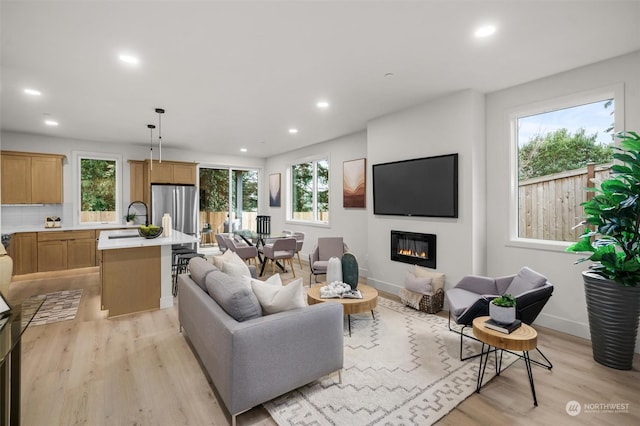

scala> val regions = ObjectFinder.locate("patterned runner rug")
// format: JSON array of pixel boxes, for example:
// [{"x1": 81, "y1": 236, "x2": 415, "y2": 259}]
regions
[
  {"x1": 29, "y1": 289, "x2": 82, "y2": 326},
  {"x1": 264, "y1": 297, "x2": 518, "y2": 425}
]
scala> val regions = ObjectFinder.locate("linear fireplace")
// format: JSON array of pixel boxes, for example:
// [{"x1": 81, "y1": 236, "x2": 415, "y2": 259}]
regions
[{"x1": 390, "y1": 230, "x2": 436, "y2": 269}]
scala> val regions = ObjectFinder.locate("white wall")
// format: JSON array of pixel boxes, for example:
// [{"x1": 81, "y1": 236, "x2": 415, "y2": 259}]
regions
[
  {"x1": 0, "y1": 131, "x2": 264, "y2": 230},
  {"x1": 486, "y1": 51, "x2": 640, "y2": 351},
  {"x1": 366, "y1": 89, "x2": 486, "y2": 294},
  {"x1": 263, "y1": 131, "x2": 368, "y2": 273}
]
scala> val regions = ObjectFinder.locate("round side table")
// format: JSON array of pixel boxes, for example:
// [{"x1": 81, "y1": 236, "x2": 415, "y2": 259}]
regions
[{"x1": 472, "y1": 316, "x2": 539, "y2": 406}]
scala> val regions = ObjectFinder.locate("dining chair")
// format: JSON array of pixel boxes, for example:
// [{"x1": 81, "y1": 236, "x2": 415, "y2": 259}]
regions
[
  {"x1": 293, "y1": 231, "x2": 305, "y2": 268},
  {"x1": 262, "y1": 237, "x2": 297, "y2": 277}
]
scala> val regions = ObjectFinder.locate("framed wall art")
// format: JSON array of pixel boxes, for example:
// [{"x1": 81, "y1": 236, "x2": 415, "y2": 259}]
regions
[
  {"x1": 269, "y1": 173, "x2": 281, "y2": 207},
  {"x1": 343, "y1": 158, "x2": 366, "y2": 208}
]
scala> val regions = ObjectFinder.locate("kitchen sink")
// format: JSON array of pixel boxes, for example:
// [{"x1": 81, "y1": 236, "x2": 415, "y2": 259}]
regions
[{"x1": 108, "y1": 234, "x2": 140, "y2": 239}]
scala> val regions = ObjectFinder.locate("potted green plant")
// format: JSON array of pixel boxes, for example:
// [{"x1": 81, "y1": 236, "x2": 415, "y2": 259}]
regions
[
  {"x1": 124, "y1": 213, "x2": 136, "y2": 225},
  {"x1": 489, "y1": 294, "x2": 516, "y2": 324},
  {"x1": 566, "y1": 130, "x2": 640, "y2": 370}
]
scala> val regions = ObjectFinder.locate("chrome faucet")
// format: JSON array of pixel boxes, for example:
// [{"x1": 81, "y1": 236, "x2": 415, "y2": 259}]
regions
[{"x1": 127, "y1": 201, "x2": 149, "y2": 226}]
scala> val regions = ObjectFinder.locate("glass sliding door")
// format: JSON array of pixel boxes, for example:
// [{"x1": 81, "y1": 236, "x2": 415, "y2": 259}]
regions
[{"x1": 199, "y1": 167, "x2": 259, "y2": 236}]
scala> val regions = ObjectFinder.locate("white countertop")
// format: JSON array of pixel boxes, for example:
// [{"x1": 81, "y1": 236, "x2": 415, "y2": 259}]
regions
[
  {"x1": 2, "y1": 223, "x2": 140, "y2": 234},
  {"x1": 98, "y1": 229, "x2": 197, "y2": 250}
]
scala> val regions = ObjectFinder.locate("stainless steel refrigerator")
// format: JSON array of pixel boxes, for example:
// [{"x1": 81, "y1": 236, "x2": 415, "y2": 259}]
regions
[{"x1": 150, "y1": 184, "x2": 198, "y2": 238}]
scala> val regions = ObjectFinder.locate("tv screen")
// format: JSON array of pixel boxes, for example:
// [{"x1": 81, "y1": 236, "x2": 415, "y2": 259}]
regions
[{"x1": 372, "y1": 153, "x2": 458, "y2": 218}]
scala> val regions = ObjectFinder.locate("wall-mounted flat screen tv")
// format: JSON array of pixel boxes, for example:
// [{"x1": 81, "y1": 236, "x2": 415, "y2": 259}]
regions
[{"x1": 372, "y1": 153, "x2": 458, "y2": 218}]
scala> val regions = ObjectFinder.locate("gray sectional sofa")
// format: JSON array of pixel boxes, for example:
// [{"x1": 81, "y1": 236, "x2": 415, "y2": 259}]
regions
[{"x1": 178, "y1": 257, "x2": 344, "y2": 425}]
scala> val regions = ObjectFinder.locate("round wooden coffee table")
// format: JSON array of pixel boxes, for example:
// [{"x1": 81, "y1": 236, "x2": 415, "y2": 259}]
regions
[
  {"x1": 472, "y1": 316, "x2": 539, "y2": 406},
  {"x1": 308, "y1": 283, "x2": 378, "y2": 336}
]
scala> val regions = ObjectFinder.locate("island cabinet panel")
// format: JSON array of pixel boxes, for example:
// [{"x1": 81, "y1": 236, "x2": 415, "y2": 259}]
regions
[
  {"x1": 8, "y1": 232, "x2": 37, "y2": 275},
  {"x1": 101, "y1": 246, "x2": 161, "y2": 318}
]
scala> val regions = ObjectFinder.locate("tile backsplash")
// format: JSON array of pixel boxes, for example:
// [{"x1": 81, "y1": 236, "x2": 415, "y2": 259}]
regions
[{"x1": 1, "y1": 203, "x2": 69, "y2": 228}]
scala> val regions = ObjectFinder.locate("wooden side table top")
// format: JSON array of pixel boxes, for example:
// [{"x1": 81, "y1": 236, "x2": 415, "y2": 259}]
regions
[
  {"x1": 308, "y1": 283, "x2": 378, "y2": 315},
  {"x1": 472, "y1": 316, "x2": 537, "y2": 352}
]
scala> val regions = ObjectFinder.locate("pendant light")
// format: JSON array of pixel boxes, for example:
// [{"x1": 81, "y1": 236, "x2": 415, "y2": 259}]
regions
[
  {"x1": 147, "y1": 124, "x2": 155, "y2": 170},
  {"x1": 155, "y1": 108, "x2": 165, "y2": 163}
]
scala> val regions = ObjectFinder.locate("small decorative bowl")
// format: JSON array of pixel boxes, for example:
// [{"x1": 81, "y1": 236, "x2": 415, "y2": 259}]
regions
[{"x1": 138, "y1": 226, "x2": 163, "y2": 239}]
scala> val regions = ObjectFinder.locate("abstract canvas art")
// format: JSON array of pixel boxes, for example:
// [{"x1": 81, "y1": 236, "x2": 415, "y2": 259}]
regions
[
  {"x1": 343, "y1": 158, "x2": 366, "y2": 208},
  {"x1": 269, "y1": 173, "x2": 281, "y2": 207}
]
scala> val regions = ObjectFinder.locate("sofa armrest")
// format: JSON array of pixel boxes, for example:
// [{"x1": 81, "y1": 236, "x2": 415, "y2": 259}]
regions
[{"x1": 228, "y1": 302, "x2": 344, "y2": 414}]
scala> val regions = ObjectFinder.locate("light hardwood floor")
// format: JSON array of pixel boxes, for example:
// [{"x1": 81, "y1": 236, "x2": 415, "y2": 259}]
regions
[{"x1": 9, "y1": 263, "x2": 640, "y2": 425}]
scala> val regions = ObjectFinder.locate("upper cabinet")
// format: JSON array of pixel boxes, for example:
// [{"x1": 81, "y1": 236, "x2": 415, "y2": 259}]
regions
[
  {"x1": 129, "y1": 159, "x2": 197, "y2": 205},
  {"x1": 144, "y1": 159, "x2": 197, "y2": 185},
  {"x1": 1, "y1": 151, "x2": 65, "y2": 204}
]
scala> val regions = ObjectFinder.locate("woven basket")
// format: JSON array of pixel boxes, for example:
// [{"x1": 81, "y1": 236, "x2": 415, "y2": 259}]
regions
[{"x1": 417, "y1": 288, "x2": 444, "y2": 314}]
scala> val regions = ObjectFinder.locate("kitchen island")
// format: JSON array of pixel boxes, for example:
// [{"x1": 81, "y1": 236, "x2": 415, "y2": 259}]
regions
[{"x1": 98, "y1": 229, "x2": 197, "y2": 318}]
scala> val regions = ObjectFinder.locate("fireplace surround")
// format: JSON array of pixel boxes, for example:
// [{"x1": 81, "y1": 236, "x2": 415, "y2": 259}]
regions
[{"x1": 391, "y1": 230, "x2": 436, "y2": 269}]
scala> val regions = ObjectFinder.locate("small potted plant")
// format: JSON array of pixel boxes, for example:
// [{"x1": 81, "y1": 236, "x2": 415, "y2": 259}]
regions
[
  {"x1": 489, "y1": 294, "x2": 516, "y2": 325},
  {"x1": 124, "y1": 213, "x2": 136, "y2": 225}
]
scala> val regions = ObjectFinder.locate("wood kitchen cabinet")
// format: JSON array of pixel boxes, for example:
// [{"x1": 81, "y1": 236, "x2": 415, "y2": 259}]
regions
[
  {"x1": 7, "y1": 232, "x2": 37, "y2": 275},
  {"x1": 130, "y1": 159, "x2": 198, "y2": 207},
  {"x1": 1, "y1": 151, "x2": 64, "y2": 204},
  {"x1": 37, "y1": 230, "x2": 96, "y2": 272}
]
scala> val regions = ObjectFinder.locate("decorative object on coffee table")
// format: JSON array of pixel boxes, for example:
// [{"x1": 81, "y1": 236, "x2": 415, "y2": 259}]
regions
[
  {"x1": 489, "y1": 294, "x2": 516, "y2": 324},
  {"x1": 326, "y1": 257, "x2": 342, "y2": 283},
  {"x1": 341, "y1": 252, "x2": 359, "y2": 290}
]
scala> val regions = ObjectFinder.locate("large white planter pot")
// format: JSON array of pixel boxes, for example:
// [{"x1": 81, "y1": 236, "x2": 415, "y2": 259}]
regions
[{"x1": 489, "y1": 302, "x2": 516, "y2": 325}]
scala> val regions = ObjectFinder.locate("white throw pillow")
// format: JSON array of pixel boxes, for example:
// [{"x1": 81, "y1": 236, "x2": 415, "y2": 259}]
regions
[
  {"x1": 404, "y1": 271, "x2": 433, "y2": 295},
  {"x1": 251, "y1": 277, "x2": 306, "y2": 314},
  {"x1": 222, "y1": 261, "x2": 251, "y2": 279},
  {"x1": 212, "y1": 254, "x2": 225, "y2": 270},
  {"x1": 414, "y1": 265, "x2": 445, "y2": 292}
]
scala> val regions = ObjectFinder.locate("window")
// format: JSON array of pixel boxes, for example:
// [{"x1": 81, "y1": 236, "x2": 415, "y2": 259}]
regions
[
  {"x1": 512, "y1": 89, "x2": 621, "y2": 244},
  {"x1": 200, "y1": 167, "x2": 259, "y2": 233},
  {"x1": 290, "y1": 157, "x2": 329, "y2": 224},
  {"x1": 76, "y1": 153, "x2": 122, "y2": 224}
]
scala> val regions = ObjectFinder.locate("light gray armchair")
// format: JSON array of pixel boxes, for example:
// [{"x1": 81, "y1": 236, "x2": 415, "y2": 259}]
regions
[
  {"x1": 308, "y1": 237, "x2": 349, "y2": 284},
  {"x1": 445, "y1": 267, "x2": 554, "y2": 367}
]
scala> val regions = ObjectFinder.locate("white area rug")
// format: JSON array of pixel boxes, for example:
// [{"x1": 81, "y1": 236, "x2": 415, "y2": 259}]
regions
[
  {"x1": 29, "y1": 289, "x2": 82, "y2": 326},
  {"x1": 264, "y1": 298, "x2": 517, "y2": 425}
]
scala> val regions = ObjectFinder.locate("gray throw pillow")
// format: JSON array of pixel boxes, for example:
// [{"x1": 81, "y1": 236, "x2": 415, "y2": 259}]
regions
[
  {"x1": 404, "y1": 271, "x2": 433, "y2": 295},
  {"x1": 505, "y1": 267, "x2": 547, "y2": 296},
  {"x1": 205, "y1": 270, "x2": 262, "y2": 322},
  {"x1": 189, "y1": 257, "x2": 218, "y2": 293}
]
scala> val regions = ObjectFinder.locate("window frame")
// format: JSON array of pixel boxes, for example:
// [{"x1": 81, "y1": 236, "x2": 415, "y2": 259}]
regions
[
  {"x1": 508, "y1": 84, "x2": 625, "y2": 252},
  {"x1": 286, "y1": 154, "x2": 330, "y2": 227},
  {"x1": 73, "y1": 151, "x2": 123, "y2": 226}
]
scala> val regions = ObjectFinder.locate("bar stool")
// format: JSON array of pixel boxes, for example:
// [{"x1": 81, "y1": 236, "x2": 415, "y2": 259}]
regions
[{"x1": 172, "y1": 248, "x2": 204, "y2": 296}]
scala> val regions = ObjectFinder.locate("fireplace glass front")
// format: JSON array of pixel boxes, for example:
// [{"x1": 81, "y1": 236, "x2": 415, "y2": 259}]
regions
[{"x1": 390, "y1": 230, "x2": 436, "y2": 269}]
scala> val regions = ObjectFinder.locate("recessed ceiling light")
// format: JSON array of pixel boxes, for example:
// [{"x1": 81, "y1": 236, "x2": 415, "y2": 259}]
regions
[
  {"x1": 119, "y1": 54, "x2": 139, "y2": 64},
  {"x1": 289, "y1": 128, "x2": 298, "y2": 134},
  {"x1": 316, "y1": 101, "x2": 329, "y2": 109},
  {"x1": 475, "y1": 25, "x2": 496, "y2": 38},
  {"x1": 24, "y1": 88, "x2": 41, "y2": 96},
  {"x1": 44, "y1": 119, "x2": 59, "y2": 126},
  {"x1": 240, "y1": 148, "x2": 248, "y2": 153}
]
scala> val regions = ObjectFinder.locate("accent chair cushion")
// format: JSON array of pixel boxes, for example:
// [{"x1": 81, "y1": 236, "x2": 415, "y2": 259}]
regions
[
  {"x1": 189, "y1": 257, "x2": 218, "y2": 292},
  {"x1": 205, "y1": 270, "x2": 262, "y2": 322},
  {"x1": 251, "y1": 277, "x2": 306, "y2": 315},
  {"x1": 445, "y1": 288, "x2": 485, "y2": 317},
  {"x1": 404, "y1": 271, "x2": 433, "y2": 295},
  {"x1": 414, "y1": 265, "x2": 445, "y2": 292},
  {"x1": 312, "y1": 260, "x2": 329, "y2": 272},
  {"x1": 505, "y1": 267, "x2": 547, "y2": 296}
]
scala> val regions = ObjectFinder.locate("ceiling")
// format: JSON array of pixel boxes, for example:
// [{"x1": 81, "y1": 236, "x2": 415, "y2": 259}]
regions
[{"x1": 2, "y1": 1, "x2": 639, "y2": 158}]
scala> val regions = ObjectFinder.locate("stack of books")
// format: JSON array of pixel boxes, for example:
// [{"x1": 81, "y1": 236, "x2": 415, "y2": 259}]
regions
[{"x1": 484, "y1": 318, "x2": 522, "y2": 334}]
